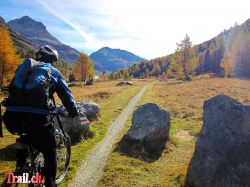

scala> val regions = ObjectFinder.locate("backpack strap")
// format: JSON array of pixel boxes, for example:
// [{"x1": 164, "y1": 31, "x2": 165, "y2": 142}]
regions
[{"x1": 21, "y1": 70, "x2": 32, "y2": 104}]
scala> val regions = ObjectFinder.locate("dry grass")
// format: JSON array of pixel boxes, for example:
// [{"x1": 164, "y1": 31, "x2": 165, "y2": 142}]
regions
[
  {"x1": 97, "y1": 78, "x2": 250, "y2": 187},
  {"x1": 156, "y1": 78, "x2": 250, "y2": 119}
]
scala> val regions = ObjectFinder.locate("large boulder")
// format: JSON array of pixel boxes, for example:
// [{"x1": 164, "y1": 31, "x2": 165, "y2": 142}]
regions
[
  {"x1": 54, "y1": 101, "x2": 100, "y2": 144},
  {"x1": 185, "y1": 94, "x2": 250, "y2": 187},
  {"x1": 76, "y1": 101, "x2": 100, "y2": 121},
  {"x1": 86, "y1": 79, "x2": 93, "y2": 86},
  {"x1": 54, "y1": 110, "x2": 91, "y2": 145},
  {"x1": 119, "y1": 103, "x2": 170, "y2": 160}
]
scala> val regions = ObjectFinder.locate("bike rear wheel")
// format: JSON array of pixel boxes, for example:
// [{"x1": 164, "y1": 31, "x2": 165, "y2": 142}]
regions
[{"x1": 55, "y1": 132, "x2": 71, "y2": 185}]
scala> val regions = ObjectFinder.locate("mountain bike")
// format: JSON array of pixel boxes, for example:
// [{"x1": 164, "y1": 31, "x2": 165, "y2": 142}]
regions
[{"x1": 1, "y1": 104, "x2": 71, "y2": 186}]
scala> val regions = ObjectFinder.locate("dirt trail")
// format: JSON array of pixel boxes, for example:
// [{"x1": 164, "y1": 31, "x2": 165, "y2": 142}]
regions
[{"x1": 69, "y1": 86, "x2": 148, "y2": 187}]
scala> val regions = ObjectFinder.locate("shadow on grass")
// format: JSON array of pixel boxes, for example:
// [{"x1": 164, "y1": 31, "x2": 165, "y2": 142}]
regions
[
  {"x1": 0, "y1": 144, "x2": 16, "y2": 161},
  {"x1": 114, "y1": 135, "x2": 167, "y2": 163}
]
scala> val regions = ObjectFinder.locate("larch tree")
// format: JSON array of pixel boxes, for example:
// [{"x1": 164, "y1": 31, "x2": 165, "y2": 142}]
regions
[
  {"x1": 176, "y1": 34, "x2": 194, "y2": 80},
  {"x1": 0, "y1": 26, "x2": 21, "y2": 88},
  {"x1": 73, "y1": 52, "x2": 95, "y2": 82},
  {"x1": 86, "y1": 58, "x2": 95, "y2": 80},
  {"x1": 220, "y1": 54, "x2": 232, "y2": 77},
  {"x1": 166, "y1": 53, "x2": 181, "y2": 78}
]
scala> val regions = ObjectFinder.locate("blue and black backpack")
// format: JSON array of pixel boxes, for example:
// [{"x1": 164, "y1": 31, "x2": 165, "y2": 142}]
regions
[{"x1": 7, "y1": 58, "x2": 54, "y2": 110}]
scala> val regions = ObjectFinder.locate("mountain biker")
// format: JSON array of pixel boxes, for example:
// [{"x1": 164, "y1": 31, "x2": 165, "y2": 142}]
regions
[{"x1": 3, "y1": 45, "x2": 79, "y2": 187}]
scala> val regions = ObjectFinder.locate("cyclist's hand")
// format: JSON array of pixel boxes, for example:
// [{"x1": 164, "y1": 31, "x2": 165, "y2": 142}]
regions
[
  {"x1": 79, "y1": 114, "x2": 89, "y2": 126},
  {"x1": 71, "y1": 114, "x2": 89, "y2": 126}
]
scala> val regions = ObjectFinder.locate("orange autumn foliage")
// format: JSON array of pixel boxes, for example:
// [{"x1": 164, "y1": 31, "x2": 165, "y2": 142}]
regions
[{"x1": 0, "y1": 26, "x2": 21, "y2": 88}]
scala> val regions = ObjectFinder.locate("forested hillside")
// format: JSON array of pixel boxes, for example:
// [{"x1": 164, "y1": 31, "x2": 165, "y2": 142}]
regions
[{"x1": 115, "y1": 18, "x2": 250, "y2": 79}]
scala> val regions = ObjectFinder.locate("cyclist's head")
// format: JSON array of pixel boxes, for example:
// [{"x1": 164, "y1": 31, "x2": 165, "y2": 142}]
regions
[{"x1": 35, "y1": 45, "x2": 59, "y2": 63}]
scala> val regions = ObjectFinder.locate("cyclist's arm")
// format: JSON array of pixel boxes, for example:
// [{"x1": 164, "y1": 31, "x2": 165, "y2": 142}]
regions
[{"x1": 52, "y1": 69, "x2": 79, "y2": 117}]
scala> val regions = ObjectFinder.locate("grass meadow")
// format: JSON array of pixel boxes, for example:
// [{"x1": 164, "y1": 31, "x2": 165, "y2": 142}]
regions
[
  {"x1": 97, "y1": 78, "x2": 250, "y2": 187},
  {"x1": 0, "y1": 78, "x2": 249, "y2": 186}
]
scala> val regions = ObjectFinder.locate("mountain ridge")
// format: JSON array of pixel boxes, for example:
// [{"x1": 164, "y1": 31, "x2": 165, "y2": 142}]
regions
[
  {"x1": 90, "y1": 46, "x2": 146, "y2": 72},
  {"x1": 7, "y1": 16, "x2": 80, "y2": 64}
]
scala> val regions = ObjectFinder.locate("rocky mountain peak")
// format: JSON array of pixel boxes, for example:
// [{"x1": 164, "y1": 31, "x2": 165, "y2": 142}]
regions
[
  {"x1": 13, "y1": 16, "x2": 46, "y2": 30},
  {"x1": 7, "y1": 16, "x2": 80, "y2": 64},
  {"x1": 0, "y1": 16, "x2": 7, "y2": 26},
  {"x1": 8, "y1": 16, "x2": 52, "y2": 40}
]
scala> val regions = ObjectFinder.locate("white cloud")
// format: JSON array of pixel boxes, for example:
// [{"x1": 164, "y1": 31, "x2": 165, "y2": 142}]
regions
[{"x1": 35, "y1": 0, "x2": 250, "y2": 59}]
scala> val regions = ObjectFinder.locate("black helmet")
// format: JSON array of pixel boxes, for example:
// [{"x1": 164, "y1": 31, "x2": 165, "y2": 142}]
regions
[{"x1": 35, "y1": 45, "x2": 59, "y2": 63}]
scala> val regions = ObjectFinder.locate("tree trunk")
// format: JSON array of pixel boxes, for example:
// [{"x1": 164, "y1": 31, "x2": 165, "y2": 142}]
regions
[
  {"x1": 81, "y1": 61, "x2": 84, "y2": 82},
  {"x1": 183, "y1": 49, "x2": 190, "y2": 80},
  {"x1": 0, "y1": 60, "x2": 5, "y2": 88}
]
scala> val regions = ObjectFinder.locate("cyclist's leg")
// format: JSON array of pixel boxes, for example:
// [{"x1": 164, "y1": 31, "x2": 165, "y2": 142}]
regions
[
  {"x1": 26, "y1": 116, "x2": 57, "y2": 186},
  {"x1": 3, "y1": 112, "x2": 28, "y2": 169},
  {"x1": 40, "y1": 125, "x2": 57, "y2": 186},
  {"x1": 15, "y1": 147, "x2": 28, "y2": 169},
  {"x1": 43, "y1": 143, "x2": 57, "y2": 186}
]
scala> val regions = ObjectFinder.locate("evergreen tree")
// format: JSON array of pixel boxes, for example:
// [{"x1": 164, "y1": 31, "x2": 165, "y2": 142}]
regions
[
  {"x1": 109, "y1": 72, "x2": 115, "y2": 80},
  {"x1": 123, "y1": 69, "x2": 130, "y2": 80},
  {"x1": 69, "y1": 72, "x2": 76, "y2": 82}
]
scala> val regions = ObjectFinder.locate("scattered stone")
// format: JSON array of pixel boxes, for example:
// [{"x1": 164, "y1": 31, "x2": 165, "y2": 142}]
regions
[
  {"x1": 68, "y1": 83, "x2": 82, "y2": 87},
  {"x1": 185, "y1": 94, "x2": 250, "y2": 187},
  {"x1": 125, "y1": 81, "x2": 133, "y2": 85},
  {"x1": 116, "y1": 81, "x2": 126, "y2": 86},
  {"x1": 86, "y1": 79, "x2": 93, "y2": 86},
  {"x1": 116, "y1": 81, "x2": 133, "y2": 86},
  {"x1": 118, "y1": 103, "x2": 170, "y2": 160},
  {"x1": 92, "y1": 91, "x2": 111, "y2": 99}
]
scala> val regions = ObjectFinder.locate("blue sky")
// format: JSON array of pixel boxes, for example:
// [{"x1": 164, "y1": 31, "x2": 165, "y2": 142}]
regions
[{"x1": 0, "y1": 0, "x2": 250, "y2": 59}]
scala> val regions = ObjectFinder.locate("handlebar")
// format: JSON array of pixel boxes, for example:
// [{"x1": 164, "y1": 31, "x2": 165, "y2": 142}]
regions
[{"x1": 52, "y1": 105, "x2": 67, "y2": 116}]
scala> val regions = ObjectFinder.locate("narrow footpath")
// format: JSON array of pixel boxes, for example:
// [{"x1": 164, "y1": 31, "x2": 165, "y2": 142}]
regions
[{"x1": 69, "y1": 86, "x2": 148, "y2": 187}]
